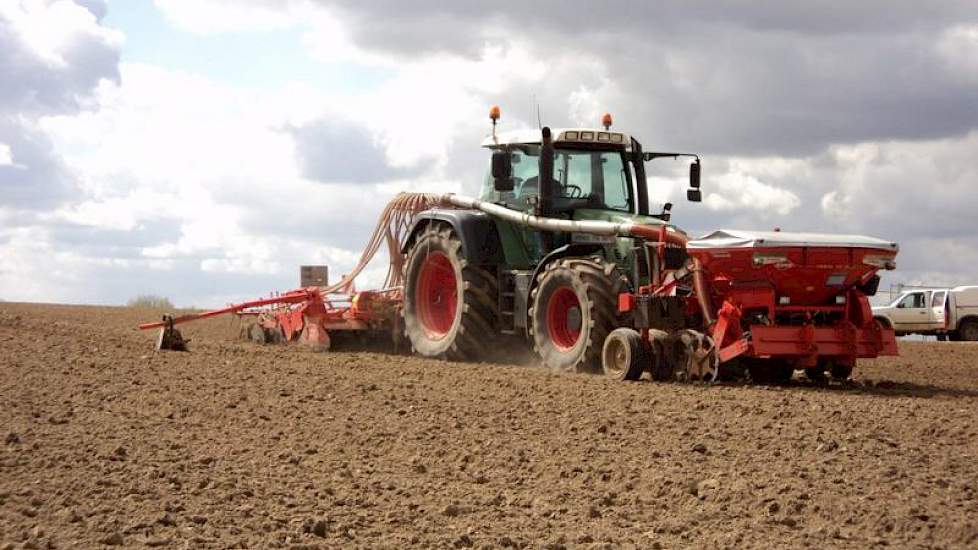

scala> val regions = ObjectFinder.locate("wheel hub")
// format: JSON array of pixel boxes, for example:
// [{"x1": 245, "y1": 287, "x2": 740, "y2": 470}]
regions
[
  {"x1": 415, "y1": 251, "x2": 457, "y2": 339},
  {"x1": 604, "y1": 338, "x2": 627, "y2": 375},
  {"x1": 547, "y1": 287, "x2": 582, "y2": 351}
]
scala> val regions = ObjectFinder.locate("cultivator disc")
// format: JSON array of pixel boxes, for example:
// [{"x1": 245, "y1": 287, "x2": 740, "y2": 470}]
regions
[{"x1": 645, "y1": 329, "x2": 718, "y2": 383}]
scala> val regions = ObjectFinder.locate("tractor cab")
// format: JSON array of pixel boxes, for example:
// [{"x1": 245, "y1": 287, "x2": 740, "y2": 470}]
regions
[
  {"x1": 479, "y1": 128, "x2": 637, "y2": 216},
  {"x1": 479, "y1": 113, "x2": 702, "y2": 224}
]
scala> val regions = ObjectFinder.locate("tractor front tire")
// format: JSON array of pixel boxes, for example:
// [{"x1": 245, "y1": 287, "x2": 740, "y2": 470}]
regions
[
  {"x1": 530, "y1": 257, "x2": 624, "y2": 374},
  {"x1": 403, "y1": 223, "x2": 499, "y2": 360}
]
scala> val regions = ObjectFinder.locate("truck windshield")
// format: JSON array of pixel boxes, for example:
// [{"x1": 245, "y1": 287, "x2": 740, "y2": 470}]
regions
[{"x1": 484, "y1": 146, "x2": 634, "y2": 213}]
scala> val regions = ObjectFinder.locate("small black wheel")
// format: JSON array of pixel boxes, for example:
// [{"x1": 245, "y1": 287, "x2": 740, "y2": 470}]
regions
[
  {"x1": 936, "y1": 333, "x2": 948, "y2": 342},
  {"x1": 830, "y1": 362, "x2": 854, "y2": 381},
  {"x1": 648, "y1": 329, "x2": 674, "y2": 381},
  {"x1": 246, "y1": 323, "x2": 267, "y2": 344},
  {"x1": 804, "y1": 366, "x2": 827, "y2": 383},
  {"x1": 602, "y1": 328, "x2": 648, "y2": 381}
]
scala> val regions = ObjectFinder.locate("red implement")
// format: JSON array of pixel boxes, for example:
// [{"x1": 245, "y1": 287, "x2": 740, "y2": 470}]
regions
[
  {"x1": 139, "y1": 288, "x2": 401, "y2": 351},
  {"x1": 685, "y1": 230, "x2": 899, "y2": 368}
]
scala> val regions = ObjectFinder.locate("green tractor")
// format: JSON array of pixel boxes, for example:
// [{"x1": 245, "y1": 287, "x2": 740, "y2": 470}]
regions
[{"x1": 400, "y1": 111, "x2": 704, "y2": 374}]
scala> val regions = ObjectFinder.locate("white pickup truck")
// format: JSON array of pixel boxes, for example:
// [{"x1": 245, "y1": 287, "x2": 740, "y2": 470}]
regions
[{"x1": 872, "y1": 286, "x2": 978, "y2": 341}]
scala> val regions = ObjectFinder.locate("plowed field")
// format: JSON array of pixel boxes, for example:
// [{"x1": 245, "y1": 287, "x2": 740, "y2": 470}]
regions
[{"x1": 2, "y1": 303, "x2": 977, "y2": 549}]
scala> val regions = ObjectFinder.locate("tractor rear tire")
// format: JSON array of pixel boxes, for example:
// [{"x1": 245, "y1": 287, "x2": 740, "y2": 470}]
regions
[
  {"x1": 530, "y1": 257, "x2": 624, "y2": 374},
  {"x1": 957, "y1": 319, "x2": 978, "y2": 342},
  {"x1": 601, "y1": 328, "x2": 648, "y2": 381},
  {"x1": 403, "y1": 222, "x2": 499, "y2": 361}
]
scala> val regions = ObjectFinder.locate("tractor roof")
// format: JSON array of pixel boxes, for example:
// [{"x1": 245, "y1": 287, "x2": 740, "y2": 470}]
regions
[{"x1": 481, "y1": 128, "x2": 633, "y2": 150}]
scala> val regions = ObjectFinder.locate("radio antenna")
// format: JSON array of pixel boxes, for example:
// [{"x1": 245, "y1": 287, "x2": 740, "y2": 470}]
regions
[{"x1": 535, "y1": 94, "x2": 542, "y2": 129}]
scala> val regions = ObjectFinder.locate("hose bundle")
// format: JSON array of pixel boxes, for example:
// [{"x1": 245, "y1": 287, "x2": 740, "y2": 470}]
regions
[{"x1": 322, "y1": 192, "x2": 447, "y2": 294}]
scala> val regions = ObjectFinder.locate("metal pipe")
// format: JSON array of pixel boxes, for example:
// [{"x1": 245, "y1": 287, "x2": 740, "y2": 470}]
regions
[
  {"x1": 138, "y1": 290, "x2": 316, "y2": 330},
  {"x1": 439, "y1": 193, "x2": 715, "y2": 324}
]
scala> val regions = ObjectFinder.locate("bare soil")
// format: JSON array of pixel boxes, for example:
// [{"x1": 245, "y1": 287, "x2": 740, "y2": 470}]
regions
[{"x1": 2, "y1": 302, "x2": 977, "y2": 549}]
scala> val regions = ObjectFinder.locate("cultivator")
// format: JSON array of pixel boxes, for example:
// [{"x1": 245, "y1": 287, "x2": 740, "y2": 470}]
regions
[
  {"x1": 139, "y1": 193, "x2": 446, "y2": 351},
  {"x1": 139, "y1": 107, "x2": 900, "y2": 383}
]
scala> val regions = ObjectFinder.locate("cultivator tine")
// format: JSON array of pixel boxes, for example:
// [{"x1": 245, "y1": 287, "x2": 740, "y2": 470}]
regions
[{"x1": 155, "y1": 315, "x2": 188, "y2": 352}]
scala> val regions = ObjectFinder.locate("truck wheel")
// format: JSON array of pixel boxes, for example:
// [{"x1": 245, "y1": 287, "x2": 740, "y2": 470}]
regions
[
  {"x1": 957, "y1": 320, "x2": 978, "y2": 341},
  {"x1": 601, "y1": 328, "x2": 648, "y2": 381},
  {"x1": 403, "y1": 222, "x2": 499, "y2": 360},
  {"x1": 530, "y1": 257, "x2": 624, "y2": 374}
]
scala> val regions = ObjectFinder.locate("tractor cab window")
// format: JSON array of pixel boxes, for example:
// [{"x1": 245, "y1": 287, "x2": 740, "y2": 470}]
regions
[
  {"x1": 481, "y1": 145, "x2": 541, "y2": 208},
  {"x1": 481, "y1": 146, "x2": 633, "y2": 213},
  {"x1": 554, "y1": 149, "x2": 632, "y2": 212}
]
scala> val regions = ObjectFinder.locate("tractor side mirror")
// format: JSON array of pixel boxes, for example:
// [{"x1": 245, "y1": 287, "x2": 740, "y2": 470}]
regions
[
  {"x1": 491, "y1": 151, "x2": 514, "y2": 191},
  {"x1": 659, "y1": 202, "x2": 673, "y2": 221},
  {"x1": 687, "y1": 160, "x2": 702, "y2": 202}
]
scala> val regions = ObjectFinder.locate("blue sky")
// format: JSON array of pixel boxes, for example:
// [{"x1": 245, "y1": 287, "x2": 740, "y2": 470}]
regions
[{"x1": 103, "y1": 0, "x2": 389, "y2": 92}]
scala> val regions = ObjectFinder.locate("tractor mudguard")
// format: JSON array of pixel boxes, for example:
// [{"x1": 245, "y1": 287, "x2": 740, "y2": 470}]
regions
[
  {"x1": 529, "y1": 244, "x2": 604, "y2": 289},
  {"x1": 521, "y1": 243, "x2": 605, "y2": 333},
  {"x1": 403, "y1": 209, "x2": 504, "y2": 266}
]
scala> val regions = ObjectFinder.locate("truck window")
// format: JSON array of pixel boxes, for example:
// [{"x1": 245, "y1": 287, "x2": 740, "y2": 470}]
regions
[
  {"x1": 932, "y1": 291, "x2": 947, "y2": 308},
  {"x1": 898, "y1": 292, "x2": 925, "y2": 309}
]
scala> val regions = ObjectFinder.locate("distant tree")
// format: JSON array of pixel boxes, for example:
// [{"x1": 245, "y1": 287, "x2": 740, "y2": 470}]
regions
[{"x1": 127, "y1": 295, "x2": 174, "y2": 309}]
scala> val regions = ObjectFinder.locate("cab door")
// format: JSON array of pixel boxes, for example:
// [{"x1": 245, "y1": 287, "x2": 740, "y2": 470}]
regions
[
  {"x1": 890, "y1": 291, "x2": 930, "y2": 330},
  {"x1": 930, "y1": 290, "x2": 948, "y2": 330}
]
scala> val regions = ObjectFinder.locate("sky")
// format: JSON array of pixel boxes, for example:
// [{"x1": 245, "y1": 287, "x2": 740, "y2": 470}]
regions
[{"x1": 1, "y1": 0, "x2": 977, "y2": 307}]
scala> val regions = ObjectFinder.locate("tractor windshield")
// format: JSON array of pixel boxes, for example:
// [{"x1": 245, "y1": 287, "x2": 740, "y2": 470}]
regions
[{"x1": 483, "y1": 146, "x2": 634, "y2": 213}]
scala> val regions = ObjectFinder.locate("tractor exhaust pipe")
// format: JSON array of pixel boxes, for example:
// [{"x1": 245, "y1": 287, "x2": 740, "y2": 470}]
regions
[
  {"x1": 438, "y1": 193, "x2": 715, "y2": 324},
  {"x1": 539, "y1": 126, "x2": 555, "y2": 217}
]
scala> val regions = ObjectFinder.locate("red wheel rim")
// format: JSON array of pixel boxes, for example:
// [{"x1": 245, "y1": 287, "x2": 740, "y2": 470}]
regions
[
  {"x1": 546, "y1": 287, "x2": 582, "y2": 351},
  {"x1": 415, "y1": 251, "x2": 458, "y2": 338}
]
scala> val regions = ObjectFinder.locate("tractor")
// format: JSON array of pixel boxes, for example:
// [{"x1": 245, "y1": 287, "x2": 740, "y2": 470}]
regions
[{"x1": 401, "y1": 110, "x2": 705, "y2": 375}]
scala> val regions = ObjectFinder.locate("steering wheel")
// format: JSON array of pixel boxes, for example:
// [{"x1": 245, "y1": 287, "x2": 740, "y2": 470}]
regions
[{"x1": 563, "y1": 184, "x2": 583, "y2": 198}]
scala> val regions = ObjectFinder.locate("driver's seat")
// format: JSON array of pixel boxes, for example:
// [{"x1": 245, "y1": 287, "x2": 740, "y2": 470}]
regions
[{"x1": 517, "y1": 176, "x2": 539, "y2": 198}]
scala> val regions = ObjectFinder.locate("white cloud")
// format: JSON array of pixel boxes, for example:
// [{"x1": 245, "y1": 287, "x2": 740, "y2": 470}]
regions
[
  {"x1": 937, "y1": 24, "x2": 978, "y2": 82},
  {"x1": 703, "y1": 171, "x2": 801, "y2": 217},
  {"x1": 0, "y1": 143, "x2": 12, "y2": 166},
  {"x1": 0, "y1": 0, "x2": 121, "y2": 67}
]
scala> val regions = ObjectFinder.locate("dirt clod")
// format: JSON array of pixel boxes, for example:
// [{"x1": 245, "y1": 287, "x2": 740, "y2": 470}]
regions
[
  {"x1": 312, "y1": 518, "x2": 328, "y2": 537},
  {"x1": 99, "y1": 532, "x2": 124, "y2": 546}
]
